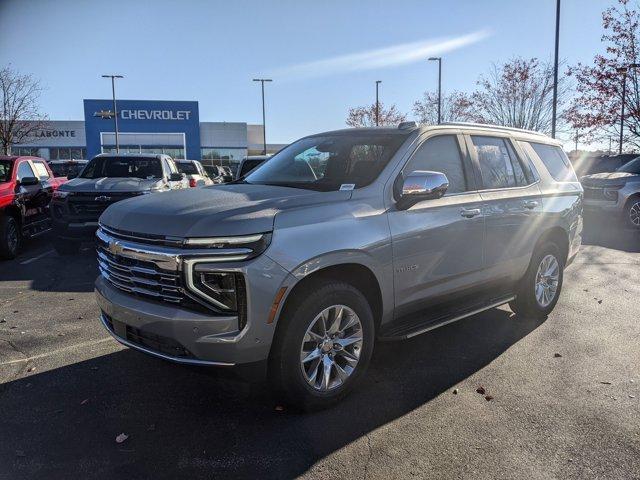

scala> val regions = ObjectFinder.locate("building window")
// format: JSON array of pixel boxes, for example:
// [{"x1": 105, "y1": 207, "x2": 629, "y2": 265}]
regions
[
  {"x1": 102, "y1": 145, "x2": 184, "y2": 159},
  {"x1": 200, "y1": 148, "x2": 247, "y2": 174}
]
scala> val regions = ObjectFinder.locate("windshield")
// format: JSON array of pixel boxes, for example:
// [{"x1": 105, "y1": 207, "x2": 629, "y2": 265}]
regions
[
  {"x1": 80, "y1": 156, "x2": 163, "y2": 179},
  {"x1": 617, "y1": 156, "x2": 640, "y2": 174},
  {"x1": 244, "y1": 133, "x2": 408, "y2": 191},
  {"x1": 176, "y1": 162, "x2": 199, "y2": 175},
  {"x1": 0, "y1": 160, "x2": 12, "y2": 183}
]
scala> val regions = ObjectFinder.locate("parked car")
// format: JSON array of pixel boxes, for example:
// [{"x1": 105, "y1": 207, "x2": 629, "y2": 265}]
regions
[
  {"x1": 235, "y1": 155, "x2": 270, "y2": 180},
  {"x1": 51, "y1": 153, "x2": 188, "y2": 254},
  {"x1": 175, "y1": 159, "x2": 214, "y2": 187},
  {"x1": 581, "y1": 155, "x2": 640, "y2": 228},
  {"x1": 0, "y1": 156, "x2": 66, "y2": 259},
  {"x1": 48, "y1": 159, "x2": 88, "y2": 179},
  {"x1": 94, "y1": 122, "x2": 582, "y2": 410},
  {"x1": 572, "y1": 153, "x2": 638, "y2": 177}
]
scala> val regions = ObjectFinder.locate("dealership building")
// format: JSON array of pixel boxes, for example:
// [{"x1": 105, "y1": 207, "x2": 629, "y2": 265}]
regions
[{"x1": 13, "y1": 99, "x2": 284, "y2": 173}]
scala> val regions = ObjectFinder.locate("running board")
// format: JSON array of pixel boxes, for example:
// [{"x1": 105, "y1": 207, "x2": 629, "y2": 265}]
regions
[{"x1": 378, "y1": 295, "x2": 515, "y2": 341}]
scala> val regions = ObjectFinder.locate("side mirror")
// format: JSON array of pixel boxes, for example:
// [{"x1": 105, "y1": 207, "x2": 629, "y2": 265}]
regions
[
  {"x1": 18, "y1": 176, "x2": 40, "y2": 186},
  {"x1": 170, "y1": 172, "x2": 184, "y2": 181},
  {"x1": 397, "y1": 170, "x2": 449, "y2": 210}
]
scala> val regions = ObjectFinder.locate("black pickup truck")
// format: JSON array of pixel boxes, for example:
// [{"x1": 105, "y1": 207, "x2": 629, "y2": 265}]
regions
[{"x1": 50, "y1": 153, "x2": 188, "y2": 254}]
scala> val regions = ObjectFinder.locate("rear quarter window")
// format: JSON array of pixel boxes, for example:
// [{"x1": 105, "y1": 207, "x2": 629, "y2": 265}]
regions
[{"x1": 527, "y1": 142, "x2": 577, "y2": 182}]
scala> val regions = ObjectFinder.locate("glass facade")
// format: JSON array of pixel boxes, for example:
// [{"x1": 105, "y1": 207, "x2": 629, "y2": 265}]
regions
[
  {"x1": 200, "y1": 147, "x2": 247, "y2": 174},
  {"x1": 101, "y1": 145, "x2": 185, "y2": 159},
  {"x1": 11, "y1": 147, "x2": 87, "y2": 160}
]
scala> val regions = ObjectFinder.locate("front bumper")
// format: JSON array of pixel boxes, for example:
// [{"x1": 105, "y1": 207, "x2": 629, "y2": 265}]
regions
[{"x1": 95, "y1": 251, "x2": 292, "y2": 367}]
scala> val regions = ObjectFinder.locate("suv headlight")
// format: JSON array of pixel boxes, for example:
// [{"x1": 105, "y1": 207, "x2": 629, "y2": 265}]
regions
[
  {"x1": 603, "y1": 184, "x2": 625, "y2": 200},
  {"x1": 182, "y1": 233, "x2": 271, "y2": 260},
  {"x1": 53, "y1": 190, "x2": 71, "y2": 199},
  {"x1": 188, "y1": 269, "x2": 244, "y2": 311}
]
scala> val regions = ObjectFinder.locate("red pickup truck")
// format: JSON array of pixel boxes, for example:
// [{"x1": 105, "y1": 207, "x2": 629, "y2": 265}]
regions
[{"x1": 0, "y1": 156, "x2": 66, "y2": 259}]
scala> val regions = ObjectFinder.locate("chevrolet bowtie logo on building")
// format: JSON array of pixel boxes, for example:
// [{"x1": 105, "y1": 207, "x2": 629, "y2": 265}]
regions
[
  {"x1": 94, "y1": 196, "x2": 112, "y2": 202},
  {"x1": 94, "y1": 110, "x2": 116, "y2": 119}
]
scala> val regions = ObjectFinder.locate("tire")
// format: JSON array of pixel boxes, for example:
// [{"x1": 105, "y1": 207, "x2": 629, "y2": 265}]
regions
[
  {"x1": 52, "y1": 237, "x2": 81, "y2": 255},
  {"x1": 0, "y1": 216, "x2": 21, "y2": 260},
  {"x1": 624, "y1": 197, "x2": 640, "y2": 230},
  {"x1": 509, "y1": 241, "x2": 564, "y2": 319},
  {"x1": 269, "y1": 281, "x2": 375, "y2": 411}
]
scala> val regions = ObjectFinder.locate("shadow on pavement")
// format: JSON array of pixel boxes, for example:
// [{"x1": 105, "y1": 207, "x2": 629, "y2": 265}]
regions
[
  {"x1": 0, "y1": 236, "x2": 97, "y2": 294},
  {"x1": 0, "y1": 308, "x2": 544, "y2": 479},
  {"x1": 582, "y1": 213, "x2": 640, "y2": 253}
]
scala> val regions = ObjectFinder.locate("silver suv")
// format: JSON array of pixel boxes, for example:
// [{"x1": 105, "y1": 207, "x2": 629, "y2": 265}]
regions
[{"x1": 94, "y1": 122, "x2": 582, "y2": 410}]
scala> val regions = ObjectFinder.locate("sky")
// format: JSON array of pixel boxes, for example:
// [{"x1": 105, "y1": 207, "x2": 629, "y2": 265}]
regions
[{"x1": 0, "y1": 0, "x2": 619, "y2": 146}]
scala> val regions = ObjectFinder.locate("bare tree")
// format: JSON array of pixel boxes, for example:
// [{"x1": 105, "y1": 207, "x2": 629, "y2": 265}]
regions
[
  {"x1": 0, "y1": 67, "x2": 48, "y2": 155},
  {"x1": 346, "y1": 102, "x2": 406, "y2": 128},
  {"x1": 565, "y1": 0, "x2": 640, "y2": 151},
  {"x1": 413, "y1": 90, "x2": 477, "y2": 124},
  {"x1": 471, "y1": 57, "x2": 569, "y2": 134}
]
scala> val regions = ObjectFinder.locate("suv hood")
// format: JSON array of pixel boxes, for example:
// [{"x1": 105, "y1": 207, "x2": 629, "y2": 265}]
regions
[
  {"x1": 61, "y1": 177, "x2": 165, "y2": 193},
  {"x1": 581, "y1": 171, "x2": 639, "y2": 187},
  {"x1": 99, "y1": 183, "x2": 352, "y2": 237}
]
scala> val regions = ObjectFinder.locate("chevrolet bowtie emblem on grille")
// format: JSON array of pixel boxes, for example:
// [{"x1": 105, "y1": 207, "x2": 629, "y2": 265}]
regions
[
  {"x1": 95, "y1": 195, "x2": 111, "y2": 202},
  {"x1": 108, "y1": 239, "x2": 121, "y2": 256}
]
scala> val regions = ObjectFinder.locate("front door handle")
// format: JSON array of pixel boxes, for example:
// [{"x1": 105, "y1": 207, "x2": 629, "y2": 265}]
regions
[
  {"x1": 523, "y1": 200, "x2": 539, "y2": 210},
  {"x1": 460, "y1": 208, "x2": 481, "y2": 218}
]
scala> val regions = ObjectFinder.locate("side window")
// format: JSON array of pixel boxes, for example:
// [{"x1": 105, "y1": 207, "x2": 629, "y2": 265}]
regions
[
  {"x1": 404, "y1": 135, "x2": 468, "y2": 194},
  {"x1": 32, "y1": 161, "x2": 51, "y2": 181},
  {"x1": 528, "y1": 142, "x2": 578, "y2": 182},
  {"x1": 471, "y1": 136, "x2": 529, "y2": 189},
  {"x1": 17, "y1": 161, "x2": 36, "y2": 181}
]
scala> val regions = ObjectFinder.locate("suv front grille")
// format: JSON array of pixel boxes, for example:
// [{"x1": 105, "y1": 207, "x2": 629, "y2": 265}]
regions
[
  {"x1": 97, "y1": 246, "x2": 184, "y2": 304},
  {"x1": 68, "y1": 192, "x2": 139, "y2": 221},
  {"x1": 583, "y1": 186, "x2": 616, "y2": 202}
]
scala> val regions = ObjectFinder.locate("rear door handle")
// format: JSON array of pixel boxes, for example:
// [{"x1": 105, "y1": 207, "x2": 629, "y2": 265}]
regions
[
  {"x1": 523, "y1": 200, "x2": 539, "y2": 210},
  {"x1": 460, "y1": 208, "x2": 481, "y2": 218}
]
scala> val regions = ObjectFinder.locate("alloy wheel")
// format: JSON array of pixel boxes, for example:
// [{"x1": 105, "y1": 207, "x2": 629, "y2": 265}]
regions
[
  {"x1": 629, "y1": 202, "x2": 640, "y2": 227},
  {"x1": 6, "y1": 221, "x2": 18, "y2": 254},
  {"x1": 299, "y1": 305, "x2": 363, "y2": 391},
  {"x1": 535, "y1": 254, "x2": 559, "y2": 308}
]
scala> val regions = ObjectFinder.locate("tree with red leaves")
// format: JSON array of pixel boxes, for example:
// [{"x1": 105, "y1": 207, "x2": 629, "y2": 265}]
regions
[
  {"x1": 565, "y1": 0, "x2": 640, "y2": 151},
  {"x1": 345, "y1": 102, "x2": 406, "y2": 128},
  {"x1": 412, "y1": 90, "x2": 477, "y2": 125}
]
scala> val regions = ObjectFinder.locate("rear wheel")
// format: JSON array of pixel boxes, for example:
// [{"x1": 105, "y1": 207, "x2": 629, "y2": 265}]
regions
[
  {"x1": 510, "y1": 241, "x2": 564, "y2": 319},
  {"x1": 0, "y1": 216, "x2": 20, "y2": 260},
  {"x1": 269, "y1": 281, "x2": 375, "y2": 411},
  {"x1": 624, "y1": 197, "x2": 640, "y2": 230},
  {"x1": 52, "y1": 237, "x2": 81, "y2": 255}
]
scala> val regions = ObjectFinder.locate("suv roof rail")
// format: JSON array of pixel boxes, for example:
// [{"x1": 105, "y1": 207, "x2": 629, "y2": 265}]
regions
[
  {"x1": 439, "y1": 122, "x2": 549, "y2": 137},
  {"x1": 398, "y1": 121, "x2": 418, "y2": 130}
]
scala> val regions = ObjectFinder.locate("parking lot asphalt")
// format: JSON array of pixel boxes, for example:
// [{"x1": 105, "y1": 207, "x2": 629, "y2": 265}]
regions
[{"x1": 0, "y1": 215, "x2": 639, "y2": 480}]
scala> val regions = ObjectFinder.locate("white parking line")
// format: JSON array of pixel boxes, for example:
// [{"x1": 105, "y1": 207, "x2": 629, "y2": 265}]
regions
[
  {"x1": 0, "y1": 338, "x2": 114, "y2": 366},
  {"x1": 19, "y1": 249, "x2": 55, "y2": 265}
]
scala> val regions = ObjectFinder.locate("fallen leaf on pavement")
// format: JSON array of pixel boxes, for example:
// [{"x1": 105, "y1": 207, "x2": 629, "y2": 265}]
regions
[
  {"x1": 476, "y1": 386, "x2": 486, "y2": 395},
  {"x1": 485, "y1": 395, "x2": 494, "y2": 401},
  {"x1": 554, "y1": 353, "x2": 562, "y2": 358},
  {"x1": 27, "y1": 366, "x2": 36, "y2": 373},
  {"x1": 115, "y1": 433, "x2": 129, "y2": 444},
  {"x1": 453, "y1": 388, "x2": 459, "y2": 395},
  {"x1": 600, "y1": 381, "x2": 612, "y2": 385}
]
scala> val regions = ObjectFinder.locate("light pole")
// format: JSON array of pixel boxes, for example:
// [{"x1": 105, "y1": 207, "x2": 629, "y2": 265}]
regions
[
  {"x1": 428, "y1": 57, "x2": 442, "y2": 124},
  {"x1": 375, "y1": 80, "x2": 382, "y2": 126},
  {"x1": 616, "y1": 64, "x2": 639, "y2": 154},
  {"x1": 101, "y1": 74, "x2": 123, "y2": 153},
  {"x1": 253, "y1": 78, "x2": 272, "y2": 155},
  {"x1": 551, "y1": 0, "x2": 561, "y2": 138}
]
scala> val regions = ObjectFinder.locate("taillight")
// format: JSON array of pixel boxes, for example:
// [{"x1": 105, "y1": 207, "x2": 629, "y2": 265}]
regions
[{"x1": 189, "y1": 178, "x2": 197, "y2": 188}]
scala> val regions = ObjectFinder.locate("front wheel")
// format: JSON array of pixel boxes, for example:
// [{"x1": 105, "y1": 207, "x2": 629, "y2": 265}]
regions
[
  {"x1": 510, "y1": 242, "x2": 564, "y2": 319},
  {"x1": 0, "y1": 216, "x2": 20, "y2": 260},
  {"x1": 269, "y1": 281, "x2": 375, "y2": 411},
  {"x1": 624, "y1": 198, "x2": 640, "y2": 230}
]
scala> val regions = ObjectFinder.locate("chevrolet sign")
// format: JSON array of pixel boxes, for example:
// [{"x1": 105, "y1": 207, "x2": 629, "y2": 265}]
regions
[{"x1": 120, "y1": 109, "x2": 192, "y2": 121}]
